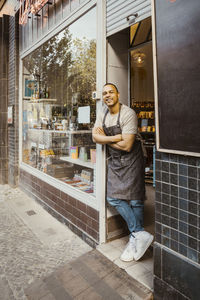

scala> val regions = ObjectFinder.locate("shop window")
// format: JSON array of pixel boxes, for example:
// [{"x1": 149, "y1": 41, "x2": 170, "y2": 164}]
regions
[
  {"x1": 22, "y1": 8, "x2": 97, "y2": 197},
  {"x1": 63, "y1": 0, "x2": 70, "y2": 16},
  {"x1": 70, "y1": 0, "x2": 79, "y2": 11}
]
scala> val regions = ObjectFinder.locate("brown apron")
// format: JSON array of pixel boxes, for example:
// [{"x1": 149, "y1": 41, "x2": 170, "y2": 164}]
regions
[{"x1": 103, "y1": 107, "x2": 145, "y2": 201}]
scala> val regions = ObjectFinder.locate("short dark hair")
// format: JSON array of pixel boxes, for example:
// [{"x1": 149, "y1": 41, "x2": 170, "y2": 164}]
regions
[{"x1": 103, "y1": 83, "x2": 119, "y2": 93}]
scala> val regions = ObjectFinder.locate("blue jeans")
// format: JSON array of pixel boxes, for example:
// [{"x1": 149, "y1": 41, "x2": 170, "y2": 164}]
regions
[{"x1": 107, "y1": 197, "x2": 144, "y2": 233}]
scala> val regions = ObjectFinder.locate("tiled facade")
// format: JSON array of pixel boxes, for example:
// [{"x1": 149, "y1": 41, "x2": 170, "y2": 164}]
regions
[
  {"x1": 154, "y1": 152, "x2": 200, "y2": 299},
  {"x1": 19, "y1": 169, "x2": 99, "y2": 248},
  {"x1": 8, "y1": 13, "x2": 19, "y2": 186},
  {"x1": 0, "y1": 15, "x2": 9, "y2": 184}
]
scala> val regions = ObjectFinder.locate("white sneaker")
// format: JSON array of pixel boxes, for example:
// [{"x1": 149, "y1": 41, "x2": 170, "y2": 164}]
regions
[
  {"x1": 133, "y1": 231, "x2": 154, "y2": 261},
  {"x1": 120, "y1": 234, "x2": 136, "y2": 262}
]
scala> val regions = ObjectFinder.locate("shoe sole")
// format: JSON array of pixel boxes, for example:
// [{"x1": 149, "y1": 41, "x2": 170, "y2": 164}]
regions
[
  {"x1": 120, "y1": 256, "x2": 134, "y2": 262},
  {"x1": 134, "y1": 235, "x2": 154, "y2": 261}
]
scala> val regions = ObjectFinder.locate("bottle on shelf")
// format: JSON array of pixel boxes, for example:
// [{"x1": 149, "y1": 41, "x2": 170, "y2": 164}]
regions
[{"x1": 45, "y1": 87, "x2": 49, "y2": 99}]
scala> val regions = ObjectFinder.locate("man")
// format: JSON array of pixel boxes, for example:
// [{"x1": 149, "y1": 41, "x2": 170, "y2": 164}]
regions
[{"x1": 92, "y1": 83, "x2": 153, "y2": 261}]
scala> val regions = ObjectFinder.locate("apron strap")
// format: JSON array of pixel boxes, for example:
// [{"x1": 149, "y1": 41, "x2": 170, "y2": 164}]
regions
[
  {"x1": 117, "y1": 104, "x2": 122, "y2": 128},
  {"x1": 102, "y1": 109, "x2": 109, "y2": 127}
]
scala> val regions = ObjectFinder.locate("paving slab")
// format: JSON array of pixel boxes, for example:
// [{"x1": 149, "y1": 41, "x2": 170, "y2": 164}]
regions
[
  {"x1": 0, "y1": 185, "x2": 153, "y2": 300},
  {"x1": 25, "y1": 250, "x2": 153, "y2": 300},
  {"x1": 0, "y1": 185, "x2": 91, "y2": 300}
]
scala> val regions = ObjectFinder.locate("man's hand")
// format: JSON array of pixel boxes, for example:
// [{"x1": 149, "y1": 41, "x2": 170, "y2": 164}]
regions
[
  {"x1": 94, "y1": 127, "x2": 106, "y2": 135},
  {"x1": 112, "y1": 134, "x2": 122, "y2": 142}
]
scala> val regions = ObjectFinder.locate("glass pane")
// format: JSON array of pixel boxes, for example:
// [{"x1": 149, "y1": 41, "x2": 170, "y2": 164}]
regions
[
  {"x1": 22, "y1": 7, "x2": 97, "y2": 197},
  {"x1": 130, "y1": 42, "x2": 155, "y2": 183},
  {"x1": 55, "y1": 0, "x2": 62, "y2": 23},
  {"x1": 130, "y1": 43, "x2": 154, "y2": 104},
  {"x1": 43, "y1": 5, "x2": 48, "y2": 34},
  {"x1": 131, "y1": 17, "x2": 151, "y2": 47},
  {"x1": 130, "y1": 23, "x2": 139, "y2": 45},
  {"x1": 63, "y1": 0, "x2": 70, "y2": 16},
  {"x1": 70, "y1": 0, "x2": 79, "y2": 11},
  {"x1": 32, "y1": 14, "x2": 37, "y2": 41},
  {"x1": 48, "y1": 0, "x2": 55, "y2": 29}
]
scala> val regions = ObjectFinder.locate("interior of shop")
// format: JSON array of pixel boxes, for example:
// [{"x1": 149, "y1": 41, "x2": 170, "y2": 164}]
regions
[{"x1": 101, "y1": 17, "x2": 155, "y2": 290}]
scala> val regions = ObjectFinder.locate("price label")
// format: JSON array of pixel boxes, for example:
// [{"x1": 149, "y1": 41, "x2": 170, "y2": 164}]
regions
[
  {"x1": 31, "y1": 142, "x2": 37, "y2": 148},
  {"x1": 39, "y1": 144, "x2": 45, "y2": 149}
]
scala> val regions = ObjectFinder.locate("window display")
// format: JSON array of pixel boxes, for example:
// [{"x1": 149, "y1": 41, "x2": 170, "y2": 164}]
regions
[{"x1": 22, "y1": 8, "x2": 97, "y2": 196}]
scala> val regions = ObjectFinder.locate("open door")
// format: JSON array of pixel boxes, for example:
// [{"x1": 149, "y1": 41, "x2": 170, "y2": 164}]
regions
[{"x1": 106, "y1": 18, "x2": 155, "y2": 241}]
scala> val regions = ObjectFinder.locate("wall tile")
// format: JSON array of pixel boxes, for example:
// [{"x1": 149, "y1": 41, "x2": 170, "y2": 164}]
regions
[
  {"x1": 170, "y1": 174, "x2": 178, "y2": 185},
  {"x1": 154, "y1": 244, "x2": 161, "y2": 278},
  {"x1": 179, "y1": 187, "x2": 188, "y2": 200},
  {"x1": 163, "y1": 248, "x2": 200, "y2": 299},
  {"x1": 188, "y1": 166, "x2": 197, "y2": 178},
  {"x1": 162, "y1": 193, "x2": 170, "y2": 205},
  {"x1": 188, "y1": 225, "x2": 197, "y2": 239},
  {"x1": 170, "y1": 163, "x2": 178, "y2": 174},
  {"x1": 179, "y1": 164, "x2": 188, "y2": 176},
  {"x1": 188, "y1": 190, "x2": 198, "y2": 202},
  {"x1": 171, "y1": 185, "x2": 178, "y2": 196},
  {"x1": 179, "y1": 199, "x2": 188, "y2": 211},
  {"x1": 179, "y1": 221, "x2": 188, "y2": 234},
  {"x1": 188, "y1": 178, "x2": 197, "y2": 190},
  {"x1": 162, "y1": 161, "x2": 169, "y2": 172},
  {"x1": 162, "y1": 172, "x2": 169, "y2": 183}
]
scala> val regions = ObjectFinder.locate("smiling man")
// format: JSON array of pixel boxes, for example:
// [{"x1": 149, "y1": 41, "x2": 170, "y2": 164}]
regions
[{"x1": 92, "y1": 83, "x2": 153, "y2": 262}]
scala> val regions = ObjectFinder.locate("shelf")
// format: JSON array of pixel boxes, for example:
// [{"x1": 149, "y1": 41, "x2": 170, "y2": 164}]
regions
[
  {"x1": 27, "y1": 98, "x2": 57, "y2": 103},
  {"x1": 60, "y1": 156, "x2": 95, "y2": 169},
  {"x1": 28, "y1": 128, "x2": 92, "y2": 134},
  {"x1": 139, "y1": 131, "x2": 155, "y2": 134}
]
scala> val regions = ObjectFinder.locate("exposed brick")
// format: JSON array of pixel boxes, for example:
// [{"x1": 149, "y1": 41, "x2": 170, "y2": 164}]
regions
[
  {"x1": 76, "y1": 201, "x2": 87, "y2": 213},
  {"x1": 68, "y1": 196, "x2": 76, "y2": 207},
  {"x1": 92, "y1": 219, "x2": 99, "y2": 232},
  {"x1": 86, "y1": 206, "x2": 99, "y2": 221},
  {"x1": 72, "y1": 207, "x2": 81, "y2": 219},
  {"x1": 65, "y1": 203, "x2": 73, "y2": 214},
  {"x1": 19, "y1": 170, "x2": 99, "y2": 243},
  {"x1": 76, "y1": 219, "x2": 86, "y2": 232},
  {"x1": 60, "y1": 191, "x2": 68, "y2": 202},
  {"x1": 79, "y1": 212, "x2": 88, "y2": 224},
  {"x1": 56, "y1": 197, "x2": 65, "y2": 210},
  {"x1": 48, "y1": 184, "x2": 60, "y2": 197},
  {"x1": 86, "y1": 226, "x2": 99, "y2": 241}
]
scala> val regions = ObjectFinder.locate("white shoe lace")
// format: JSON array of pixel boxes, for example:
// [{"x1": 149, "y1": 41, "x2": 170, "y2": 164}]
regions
[{"x1": 130, "y1": 233, "x2": 137, "y2": 252}]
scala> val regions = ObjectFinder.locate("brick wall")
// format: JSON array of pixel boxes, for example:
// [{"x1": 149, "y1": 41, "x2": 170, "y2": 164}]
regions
[
  {"x1": 8, "y1": 14, "x2": 19, "y2": 186},
  {"x1": 19, "y1": 169, "x2": 99, "y2": 247},
  {"x1": 154, "y1": 152, "x2": 200, "y2": 299},
  {"x1": 0, "y1": 15, "x2": 9, "y2": 184}
]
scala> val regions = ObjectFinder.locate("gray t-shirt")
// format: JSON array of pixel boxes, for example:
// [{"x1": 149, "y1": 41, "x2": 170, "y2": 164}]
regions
[{"x1": 94, "y1": 104, "x2": 138, "y2": 134}]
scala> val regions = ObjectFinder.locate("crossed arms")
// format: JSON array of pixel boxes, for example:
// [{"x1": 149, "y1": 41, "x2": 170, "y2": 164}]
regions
[{"x1": 92, "y1": 127, "x2": 135, "y2": 152}]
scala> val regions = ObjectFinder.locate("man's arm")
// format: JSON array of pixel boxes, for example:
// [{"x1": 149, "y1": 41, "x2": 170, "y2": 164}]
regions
[
  {"x1": 109, "y1": 134, "x2": 136, "y2": 152},
  {"x1": 92, "y1": 127, "x2": 122, "y2": 145}
]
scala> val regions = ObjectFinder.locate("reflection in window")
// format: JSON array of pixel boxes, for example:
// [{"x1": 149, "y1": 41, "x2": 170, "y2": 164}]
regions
[{"x1": 22, "y1": 8, "x2": 97, "y2": 196}]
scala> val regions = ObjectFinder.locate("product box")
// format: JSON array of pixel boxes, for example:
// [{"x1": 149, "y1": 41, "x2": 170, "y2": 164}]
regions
[
  {"x1": 90, "y1": 149, "x2": 96, "y2": 164},
  {"x1": 70, "y1": 146, "x2": 78, "y2": 159}
]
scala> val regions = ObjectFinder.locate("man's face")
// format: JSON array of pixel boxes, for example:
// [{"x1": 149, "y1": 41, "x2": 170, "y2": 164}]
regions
[{"x1": 102, "y1": 85, "x2": 119, "y2": 108}]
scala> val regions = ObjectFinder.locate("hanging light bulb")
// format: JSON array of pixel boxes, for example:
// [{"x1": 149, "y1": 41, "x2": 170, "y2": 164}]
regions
[{"x1": 132, "y1": 52, "x2": 146, "y2": 67}]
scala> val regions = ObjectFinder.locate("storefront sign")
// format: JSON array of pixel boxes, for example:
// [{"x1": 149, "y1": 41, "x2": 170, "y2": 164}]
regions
[
  {"x1": 8, "y1": 106, "x2": 14, "y2": 125},
  {"x1": 19, "y1": 0, "x2": 49, "y2": 25}
]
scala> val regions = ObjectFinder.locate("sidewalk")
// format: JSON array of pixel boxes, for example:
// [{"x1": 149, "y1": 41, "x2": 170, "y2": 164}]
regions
[
  {"x1": 0, "y1": 185, "x2": 153, "y2": 300},
  {"x1": 0, "y1": 185, "x2": 91, "y2": 300}
]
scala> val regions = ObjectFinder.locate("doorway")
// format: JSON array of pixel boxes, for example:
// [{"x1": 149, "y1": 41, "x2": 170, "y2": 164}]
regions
[
  {"x1": 98, "y1": 17, "x2": 155, "y2": 291},
  {"x1": 129, "y1": 17, "x2": 155, "y2": 238}
]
